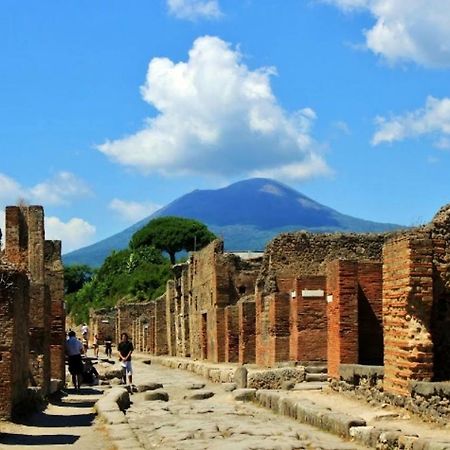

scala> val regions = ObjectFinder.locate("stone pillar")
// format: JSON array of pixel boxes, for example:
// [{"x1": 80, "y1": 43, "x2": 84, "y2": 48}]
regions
[
  {"x1": 44, "y1": 240, "x2": 65, "y2": 383},
  {"x1": 0, "y1": 267, "x2": 30, "y2": 420},
  {"x1": 5, "y1": 206, "x2": 50, "y2": 394},
  {"x1": 166, "y1": 280, "x2": 176, "y2": 356},
  {"x1": 155, "y1": 297, "x2": 168, "y2": 355}
]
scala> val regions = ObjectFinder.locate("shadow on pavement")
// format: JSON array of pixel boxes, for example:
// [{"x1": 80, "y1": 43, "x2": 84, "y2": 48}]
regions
[{"x1": 0, "y1": 433, "x2": 79, "y2": 445}]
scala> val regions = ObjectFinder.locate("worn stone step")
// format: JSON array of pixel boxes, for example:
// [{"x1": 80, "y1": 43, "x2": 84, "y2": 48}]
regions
[
  {"x1": 305, "y1": 373, "x2": 328, "y2": 382},
  {"x1": 305, "y1": 366, "x2": 327, "y2": 374}
]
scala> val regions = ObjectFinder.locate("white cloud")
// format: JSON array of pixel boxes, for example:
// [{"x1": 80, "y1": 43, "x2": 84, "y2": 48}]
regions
[
  {"x1": 372, "y1": 96, "x2": 450, "y2": 146},
  {"x1": 98, "y1": 36, "x2": 330, "y2": 181},
  {"x1": 249, "y1": 153, "x2": 332, "y2": 181},
  {"x1": 322, "y1": 0, "x2": 450, "y2": 67},
  {"x1": 29, "y1": 171, "x2": 91, "y2": 206},
  {"x1": 109, "y1": 198, "x2": 161, "y2": 222},
  {"x1": 45, "y1": 217, "x2": 96, "y2": 253},
  {"x1": 0, "y1": 173, "x2": 25, "y2": 204},
  {"x1": 0, "y1": 171, "x2": 91, "y2": 207},
  {"x1": 0, "y1": 172, "x2": 94, "y2": 252},
  {"x1": 167, "y1": 0, "x2": 222, "y2": 20}
]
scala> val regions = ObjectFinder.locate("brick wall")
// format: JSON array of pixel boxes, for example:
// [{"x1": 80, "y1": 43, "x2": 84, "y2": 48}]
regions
[
  {"x1": 291, "y1": 276, "x2": 327, "y2": 362},
  {"x1": 256, "y1": 292, "x2": 290, "y2": 366},
  {"x1": 327, "y1": 260, "x2": 383, "y2": 379},
  {"x1": 225, "y1": 305, "x2": 239, "y2": 362},
  {"x1": 258, "y1": 232, "x2": 386, "y2": 294},
  {"x1": 383, "y1": 234, "x2": 434, "y2": 395},
  {"x1": 238, "y1": 300, "x2": 256, "y2": 364},
  {"x1": 154, "y1": 296, "x2": 168, "y2": 355},
  {"x1": 5, "y1": 206, "x2": 51, "y2": 394},
  {"x1": 44, "y1": 240, "x2": 65, "y2": 382}
]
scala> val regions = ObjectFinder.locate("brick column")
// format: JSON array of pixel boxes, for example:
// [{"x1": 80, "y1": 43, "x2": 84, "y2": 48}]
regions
[
  {"x1": 383, "y1": 234, "x2": 434, "y2": 395},
  {"x1": 327, "y1": 260, "x2": 359, "y2": 379},
  {"x1": 239, "y1": 301, "x2": 256, "y2": 364},
  {"x1": 0, "y1": 268, "x2": 29, "y2": 420},
  {"x1": 44, "y1": 240, "x2": 65, "y2": 383},
  {"x1": 155, "y1": 297, "x2": 168, "y2": 355},
  {"x1": 225, "y1": 305, "x2": 239, "y2": 363}
]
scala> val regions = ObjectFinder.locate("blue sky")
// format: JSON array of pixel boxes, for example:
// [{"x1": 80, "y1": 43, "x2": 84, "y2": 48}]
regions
[{"x1": 1, "y1": 0, "x2": 450, "y2": 253}]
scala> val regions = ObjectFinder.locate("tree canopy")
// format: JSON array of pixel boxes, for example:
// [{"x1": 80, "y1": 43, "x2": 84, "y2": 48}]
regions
[
  {"x1": 130, "y1": 216, "x2": 217, "y2": 264},
  {"x1": 64, "y1": 264, "x2": 95, "y2": 294}
]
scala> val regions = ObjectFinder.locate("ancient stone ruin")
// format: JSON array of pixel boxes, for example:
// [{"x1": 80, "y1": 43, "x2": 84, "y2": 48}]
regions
[
  {"x1": 0, "y1": 206, "x2": 65, "y2": 420},
  {"x1": 110, "y1": 204, "x2": 450, "y2": 422}
]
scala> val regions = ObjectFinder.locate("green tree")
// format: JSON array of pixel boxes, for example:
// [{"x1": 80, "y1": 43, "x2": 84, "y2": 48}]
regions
[
  {"x1": 64, "y1": 264, "x2": 95, "y2": 294},
  {"x1": 130, "y1": 216, "x2": 216, "y2": 264}
]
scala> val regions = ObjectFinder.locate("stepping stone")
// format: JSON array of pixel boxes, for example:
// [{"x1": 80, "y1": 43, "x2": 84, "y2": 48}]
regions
[
  {"x1": 233, "y1": 366, "x2": 248, "y2": 388},
  {"x1": 144, "y1": 389, "x2": 169, "y2": 401},
  {"x1": 233, "y1": 388, "x2": 256, "y2": 402},
  {"x1": 281, "y1": 381, "x2": 295, "y2": 390},
  {"x1": 137, "y1": 383, "x2": 163, "y2": 392},
  {"x1": 186, "y1": 383, "x2": 205, "y2": 390},
  {"x1": 222, "y1": 382, "x2": 237, "y2": 392},
  {"x1": 293, "y1": 382, "x2": 328, "y2": 391},
  {"x1": 186, "y1": 390, "x2": 215, "y2": 400}
]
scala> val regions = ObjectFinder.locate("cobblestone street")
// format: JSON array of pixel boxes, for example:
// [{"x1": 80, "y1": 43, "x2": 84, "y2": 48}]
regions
[{"x1": 126, "y1": 357, "x2": 366, "y2": 450}]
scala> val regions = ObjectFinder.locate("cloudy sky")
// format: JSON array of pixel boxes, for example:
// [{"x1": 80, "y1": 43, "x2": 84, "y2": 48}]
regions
[{"x1": 2, "y1": 0, "x2": 450, "y2": 252}]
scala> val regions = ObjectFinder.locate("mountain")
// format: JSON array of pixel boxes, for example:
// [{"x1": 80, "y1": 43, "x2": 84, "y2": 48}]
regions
[{"x1": 63, "y1": 178, "x2": 403, "y2": 267}]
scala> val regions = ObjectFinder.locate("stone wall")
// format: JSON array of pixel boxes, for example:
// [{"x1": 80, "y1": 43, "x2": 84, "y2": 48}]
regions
[
  {"x1": 0, "y1": 204, "x2": 64, "y2": 419},
  {"x1": 0, "y1": 266, "x2": 30, "y2": 420},
  {"x1": 89, "y1": 308, "x2": 116, "y2": 344},
  {"x1": 258, "y1": 231, "x2": 386, "y2": 294}
]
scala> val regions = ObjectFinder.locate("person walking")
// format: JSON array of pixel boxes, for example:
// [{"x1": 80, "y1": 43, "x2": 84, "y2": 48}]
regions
[
  {"x1": 118, "y1": 333, "x2": 134, "y2": 386},
  {"x1": 65, "y1": 330, "x2": 84, "y2": 390},
  {"x1": 105, "y1": 335, "x2": 113, "y2": 359},
  {"x1": 93, "y1": 334, "x2": 99, "y2": 359}
]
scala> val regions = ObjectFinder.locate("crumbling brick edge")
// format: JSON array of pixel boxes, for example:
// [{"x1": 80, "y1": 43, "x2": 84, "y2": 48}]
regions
[{"x1": 94, "y1": 387, "x2": 142, "y2": 450}]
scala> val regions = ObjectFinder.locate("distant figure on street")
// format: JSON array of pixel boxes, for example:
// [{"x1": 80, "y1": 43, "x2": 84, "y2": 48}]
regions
[
  {"x1": 105, "y1": 335, "x2": 113, "y2": 359},
  {"x1": 65, "y1": 330, "x2": 84, "y2": 390},
  {"x1": 81, "y1": 323, "x2": 89, "y2": 341},
  {"x1": 118, "y1": 333, "x2": 134, "y2": 386},
  {"x1": 93, "y1": 334, "x2": 99, "y2": 359}
]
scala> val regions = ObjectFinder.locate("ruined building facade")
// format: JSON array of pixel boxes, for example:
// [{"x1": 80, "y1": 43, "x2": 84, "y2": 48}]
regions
[
  {"x1": 108, "y1": 204, "x2": 450, "y2": 420},
  {"x1": 0, "y1": 206, "x2": 65, "y2": 420}
]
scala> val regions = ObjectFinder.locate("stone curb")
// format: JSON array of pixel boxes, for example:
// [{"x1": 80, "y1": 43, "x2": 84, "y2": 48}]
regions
[
  {"x1": 145, "y1": 356, "x2": 450, "y2": 449},
  {"x1": 254, "y1": 390, "x2": 450, "y2": 450},
  {"x1": 94, "y1": 387, "x2": 143, "y2": 449}
]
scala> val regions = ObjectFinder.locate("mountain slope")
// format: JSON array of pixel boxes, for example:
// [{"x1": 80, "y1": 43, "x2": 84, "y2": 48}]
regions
[{"x1": 63, "y1": 178, "x2": 403, "y2": 266}]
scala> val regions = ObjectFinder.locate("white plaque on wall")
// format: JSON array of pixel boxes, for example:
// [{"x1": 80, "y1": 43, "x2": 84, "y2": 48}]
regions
[{"x1": 301, "y1": 289, "x2": 324, "y2": 298}]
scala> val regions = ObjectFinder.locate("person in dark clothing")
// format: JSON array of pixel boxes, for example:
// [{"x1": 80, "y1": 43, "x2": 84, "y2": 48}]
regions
[
  {"x1": 82, "y1": 359, "x2": 99, "y2": 385},
  {"x1": 105, "y1": 335, "x2": 113, "y2": 359},
  {"x1": 118, "y1": 332, "x2": 134, "y2": 385}
]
